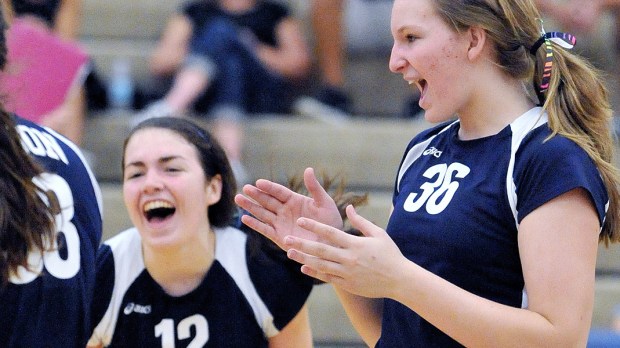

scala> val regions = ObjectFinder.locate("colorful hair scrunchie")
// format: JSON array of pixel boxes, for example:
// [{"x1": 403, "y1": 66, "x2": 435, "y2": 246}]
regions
[{"x1": 529, "y1": 31, "x2": 576, "y2": 93}]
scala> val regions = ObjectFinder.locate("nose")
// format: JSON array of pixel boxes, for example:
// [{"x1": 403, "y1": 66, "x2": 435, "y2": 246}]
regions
[
  {"x1": 142, "y1": 170, "x2": 164, "y2": 194},
  {"x1": 388, "y1": 43, "x2": 406, "y2": 74}
]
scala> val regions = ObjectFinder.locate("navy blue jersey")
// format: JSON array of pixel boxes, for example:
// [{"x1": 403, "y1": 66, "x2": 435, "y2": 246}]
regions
[
  {"x1": 0, "y1": 116, "x2": 103, "y2": 348},
  {"x1": 89, "y1": 226, "x2": 312, "y2": 347},
  {"x1": 378, "y1": 107, "x2": 608, "y2": 347}
]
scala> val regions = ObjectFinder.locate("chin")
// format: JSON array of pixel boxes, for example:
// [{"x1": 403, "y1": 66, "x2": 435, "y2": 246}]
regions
[
  {"x1": 423, "y1": 111, "x2": 452, "y2": 124},
  {"x1": 139, "y1": 226, "x2": 181, "y2": 250}
]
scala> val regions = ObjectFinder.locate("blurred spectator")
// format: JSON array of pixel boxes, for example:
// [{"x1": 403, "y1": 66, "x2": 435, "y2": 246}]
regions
[
  {"x1": 0, "y1": 0, "x2": 89, "y2": 145},
  {"x1": 138, "y1": 0, "x2": 311, "y2": 185},
  {"x1": 536, "y1": 0, "x2": 619, "y2": 35},
  {"x1": 294, "y1": 0, "x2": 422, "y2": 120},
  {"x1": 535, "y1": 0, "x2": 620, "y2": 133},
  {"x1": 301, "y1": 0, "x2": 350, "y2": 118}
]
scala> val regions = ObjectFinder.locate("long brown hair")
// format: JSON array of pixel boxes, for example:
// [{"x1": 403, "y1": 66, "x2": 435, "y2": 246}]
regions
[
  {"x1": 434, "y1": 0, "x2": 620, "y2": 244},
  {"x1": 0, "y1": 8, "x2": 56, "y2": 284}
]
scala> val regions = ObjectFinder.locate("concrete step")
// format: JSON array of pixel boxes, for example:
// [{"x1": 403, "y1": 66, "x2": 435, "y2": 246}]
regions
[
  {"x1": 592, "y1": 277, "x2": 620, "y2": 328},
  {"x1": 83, "y1": 113, "x2": 428, "y2": 190},
  {"x1": 81, "y1": 0, "x2": 183, "y2": 40}
]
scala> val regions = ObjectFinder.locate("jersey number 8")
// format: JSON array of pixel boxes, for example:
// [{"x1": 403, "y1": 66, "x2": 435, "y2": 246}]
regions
[{"x1": 9, "y1": 172, "x2": 81, "y2": 284}]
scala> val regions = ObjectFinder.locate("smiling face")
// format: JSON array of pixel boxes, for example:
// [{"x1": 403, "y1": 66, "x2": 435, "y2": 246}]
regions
[
  {"x1": 122, "y1": 128, "x2": 222, "y2": 251},
  {"x1": 388, "y1": 0, "x2": 476, "y2": 123}
]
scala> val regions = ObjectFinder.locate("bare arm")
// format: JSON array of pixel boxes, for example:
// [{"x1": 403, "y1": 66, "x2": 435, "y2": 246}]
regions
[
  {"x1": 333, "y1": 287, "x2": 383, "y2": 346},
  {"x1": 268, "y1": 304, "x2": 312, "y2": 348},
  {"x1": 40, "y1": 83, "x2": 86, "y2": 146},
  {"x1": 54, "y1": 0, "x2": 82, "y2": 40},
  {"x1": 332, "y1": 206, "x2": 394, "y2": 346},
  {"x1": 149, "y1": 14, "x2": 192, "y2": 77},
  {"x1": 1, "y1": 0, "x2": 14, "y2": 23},
  {"x1": 255, "y1": 17, "x2": 311, "y2": 80},
  {"x1": 286, "y1": 188, "x2": 599, "y2": 346},
  {"x1": 390, "y1": 190, "x2": 597, "y2": 346}
]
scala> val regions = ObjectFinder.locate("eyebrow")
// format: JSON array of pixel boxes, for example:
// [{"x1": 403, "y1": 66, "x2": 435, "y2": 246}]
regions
[
  {"x1": 124, "y1": 155, "x2": 185, "y2": 169},
  {"x1": 396, "y1": 24, "x2": 423, "y2": 35}
]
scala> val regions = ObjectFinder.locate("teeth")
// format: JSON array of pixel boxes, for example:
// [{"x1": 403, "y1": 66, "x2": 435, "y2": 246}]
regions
[
  {"x1": 144, "y1": 200, "x2": 173, "y2": 212},
  {"x1": 408, "y1": 81, "x2": 414, "y2": 85}
]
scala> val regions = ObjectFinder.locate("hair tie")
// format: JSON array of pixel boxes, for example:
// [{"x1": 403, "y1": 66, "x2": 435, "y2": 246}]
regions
[{"x1": 529, "y1": 31, "x2": 576, "y2": 93}]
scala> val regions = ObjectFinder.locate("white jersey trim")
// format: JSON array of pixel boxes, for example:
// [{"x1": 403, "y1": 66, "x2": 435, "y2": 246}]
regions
[
  {"x1": 214, "y1": 226, "x2": 279, "y2": 337},
  {"x1": 88, "y1": 228, "x2": 145, "y2": 346},
  {"x1": 505, "y1": 107, "x2": 548, "y2": 231},
  {"x1": 505, "y1": 106, "x2": 547, "y2": 309},
  {"x1": 396, "y1": 120, "x2": 457, "y2": 192}
]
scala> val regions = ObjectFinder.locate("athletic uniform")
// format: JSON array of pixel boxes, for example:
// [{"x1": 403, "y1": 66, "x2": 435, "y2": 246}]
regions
[
  {"x1": 178, "y1": 0, "x2": 296, "y2": 115},
  {"x1": 379, "y1": 107, "x2": 609, "y2": 347},
  {"x1": 0, "y1": 116, "x2": 103, "y2": 347},
  {"x1": 89, "y1": 226, "x2": 312, "y2": 347}
]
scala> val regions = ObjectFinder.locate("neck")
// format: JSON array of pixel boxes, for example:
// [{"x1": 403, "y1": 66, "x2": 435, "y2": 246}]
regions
[
  {"x1": 457, "y1": 76, "x2": 535, "y2": 140},
  {"x1": 219, "y1": 0, "x2": 256, "y2": 13},
  {"x1": 143, "y1": 228, "x2": 216, "y2": 297}
]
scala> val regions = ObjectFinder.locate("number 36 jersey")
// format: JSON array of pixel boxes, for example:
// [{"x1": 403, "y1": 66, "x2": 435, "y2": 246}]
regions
[
  {"x1": 0, "y1": 116, "x2": 103, "y2": 348},
  {"x1": 379, "y1": 107, "x2": 609, "y2": 347},
  {"x1": 89, "y1": 226, "x2": 312, "y2": 347}
]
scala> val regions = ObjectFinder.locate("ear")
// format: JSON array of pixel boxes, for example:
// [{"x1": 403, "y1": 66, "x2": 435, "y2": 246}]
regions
[
  {"x1": 205, "y1": 174, "x2": 223, "y2": 206},
  {"x1": 466, "y1": 26, "x2": 487, "y2": 61}
]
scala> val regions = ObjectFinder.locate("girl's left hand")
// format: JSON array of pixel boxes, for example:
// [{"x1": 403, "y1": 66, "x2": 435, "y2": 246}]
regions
[{"x1": 284, "y1": 205, "x2": 407, "y2": 299}]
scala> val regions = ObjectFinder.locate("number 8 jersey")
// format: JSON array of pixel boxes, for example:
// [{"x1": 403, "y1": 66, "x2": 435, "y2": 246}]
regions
[
  {"x1": 0, "y1": 116, "x2": 103, "y2": 348},
  {"x1": 379, "y1": 107, "x2": 609, "y2": 347}
]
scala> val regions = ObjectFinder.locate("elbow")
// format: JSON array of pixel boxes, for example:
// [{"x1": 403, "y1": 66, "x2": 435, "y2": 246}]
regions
[
  {"x1": 287, "y1": 54, "x2": 312, "y2": 80},
  {"x1": 149, "y1": 58, "x2": 170, "y2": 77},
  {"x1": 149, "y1": 53, "x2": 182, "y2": 77},
  {"x1": 524, "y1": 324, "x2": 591, "y2": 348}
]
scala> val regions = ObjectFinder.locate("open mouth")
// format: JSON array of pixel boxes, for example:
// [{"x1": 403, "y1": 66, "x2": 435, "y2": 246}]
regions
[
  {"x1": 409, "y1": 79, "x2": 427, "y2": 95},
  {"x1": 418, "y1": 79, "x2": 427, "y2": 93},
  {"x1": 143, "y1": 200, "x2": 176, "y2": 222}
]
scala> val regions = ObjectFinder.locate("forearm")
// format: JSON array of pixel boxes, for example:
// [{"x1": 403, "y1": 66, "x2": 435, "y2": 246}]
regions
[
  {"x1": 255, "y1": 19, "x2": 311, "y2": 80},
  {"x1": 54, "y1": 0, "x2": 82, "y2": 40},
  {"x1": 149, "y1": 15, "x2": 191, "y2": 76},
  {"x1": 41, "y1": 86, "x2": 85, "y2": 145},
  {"x1": 269, "y1": 304, "x2": 312, "y2": 348},
  {"x1": 391, "y1": 260, "x2": 589, "y2": 347},
  {"x1": 333, "y1": 285, "x2": 383, "y2": 346},
  {"x1": 255, "y1": 44, "x2": 310, "y2": 80}
]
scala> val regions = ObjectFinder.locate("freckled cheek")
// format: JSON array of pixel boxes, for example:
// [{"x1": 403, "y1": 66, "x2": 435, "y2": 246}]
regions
[{"x1": 441, "y1": 39, "x2": 462, "y2": 59}]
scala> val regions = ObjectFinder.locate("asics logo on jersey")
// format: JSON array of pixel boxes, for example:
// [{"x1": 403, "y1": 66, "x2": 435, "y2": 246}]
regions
[
  {"x1": 124, "y1": 302, "x2": 152, "y2": 315},
  {"x1": 423, "y1": 147, "x2": 442, "y2": 158}
]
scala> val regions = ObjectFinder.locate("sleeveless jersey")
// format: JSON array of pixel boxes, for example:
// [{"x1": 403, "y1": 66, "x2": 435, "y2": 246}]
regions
[
  {"x1": 377, "y1": 107, "x2": 608, "y2": 347},
  {"x1": 89, "y1": 226, "x2": 312, "y2": 347},
  {"x1": 0, "y1": 116, "x2": 103, "y2": 348},
  {"x1": 11, "y1": 0, "x2": 61, "y2": 27},
  {"x1": 183, "y1": 0, "x2": 289, "y2": 47}
]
